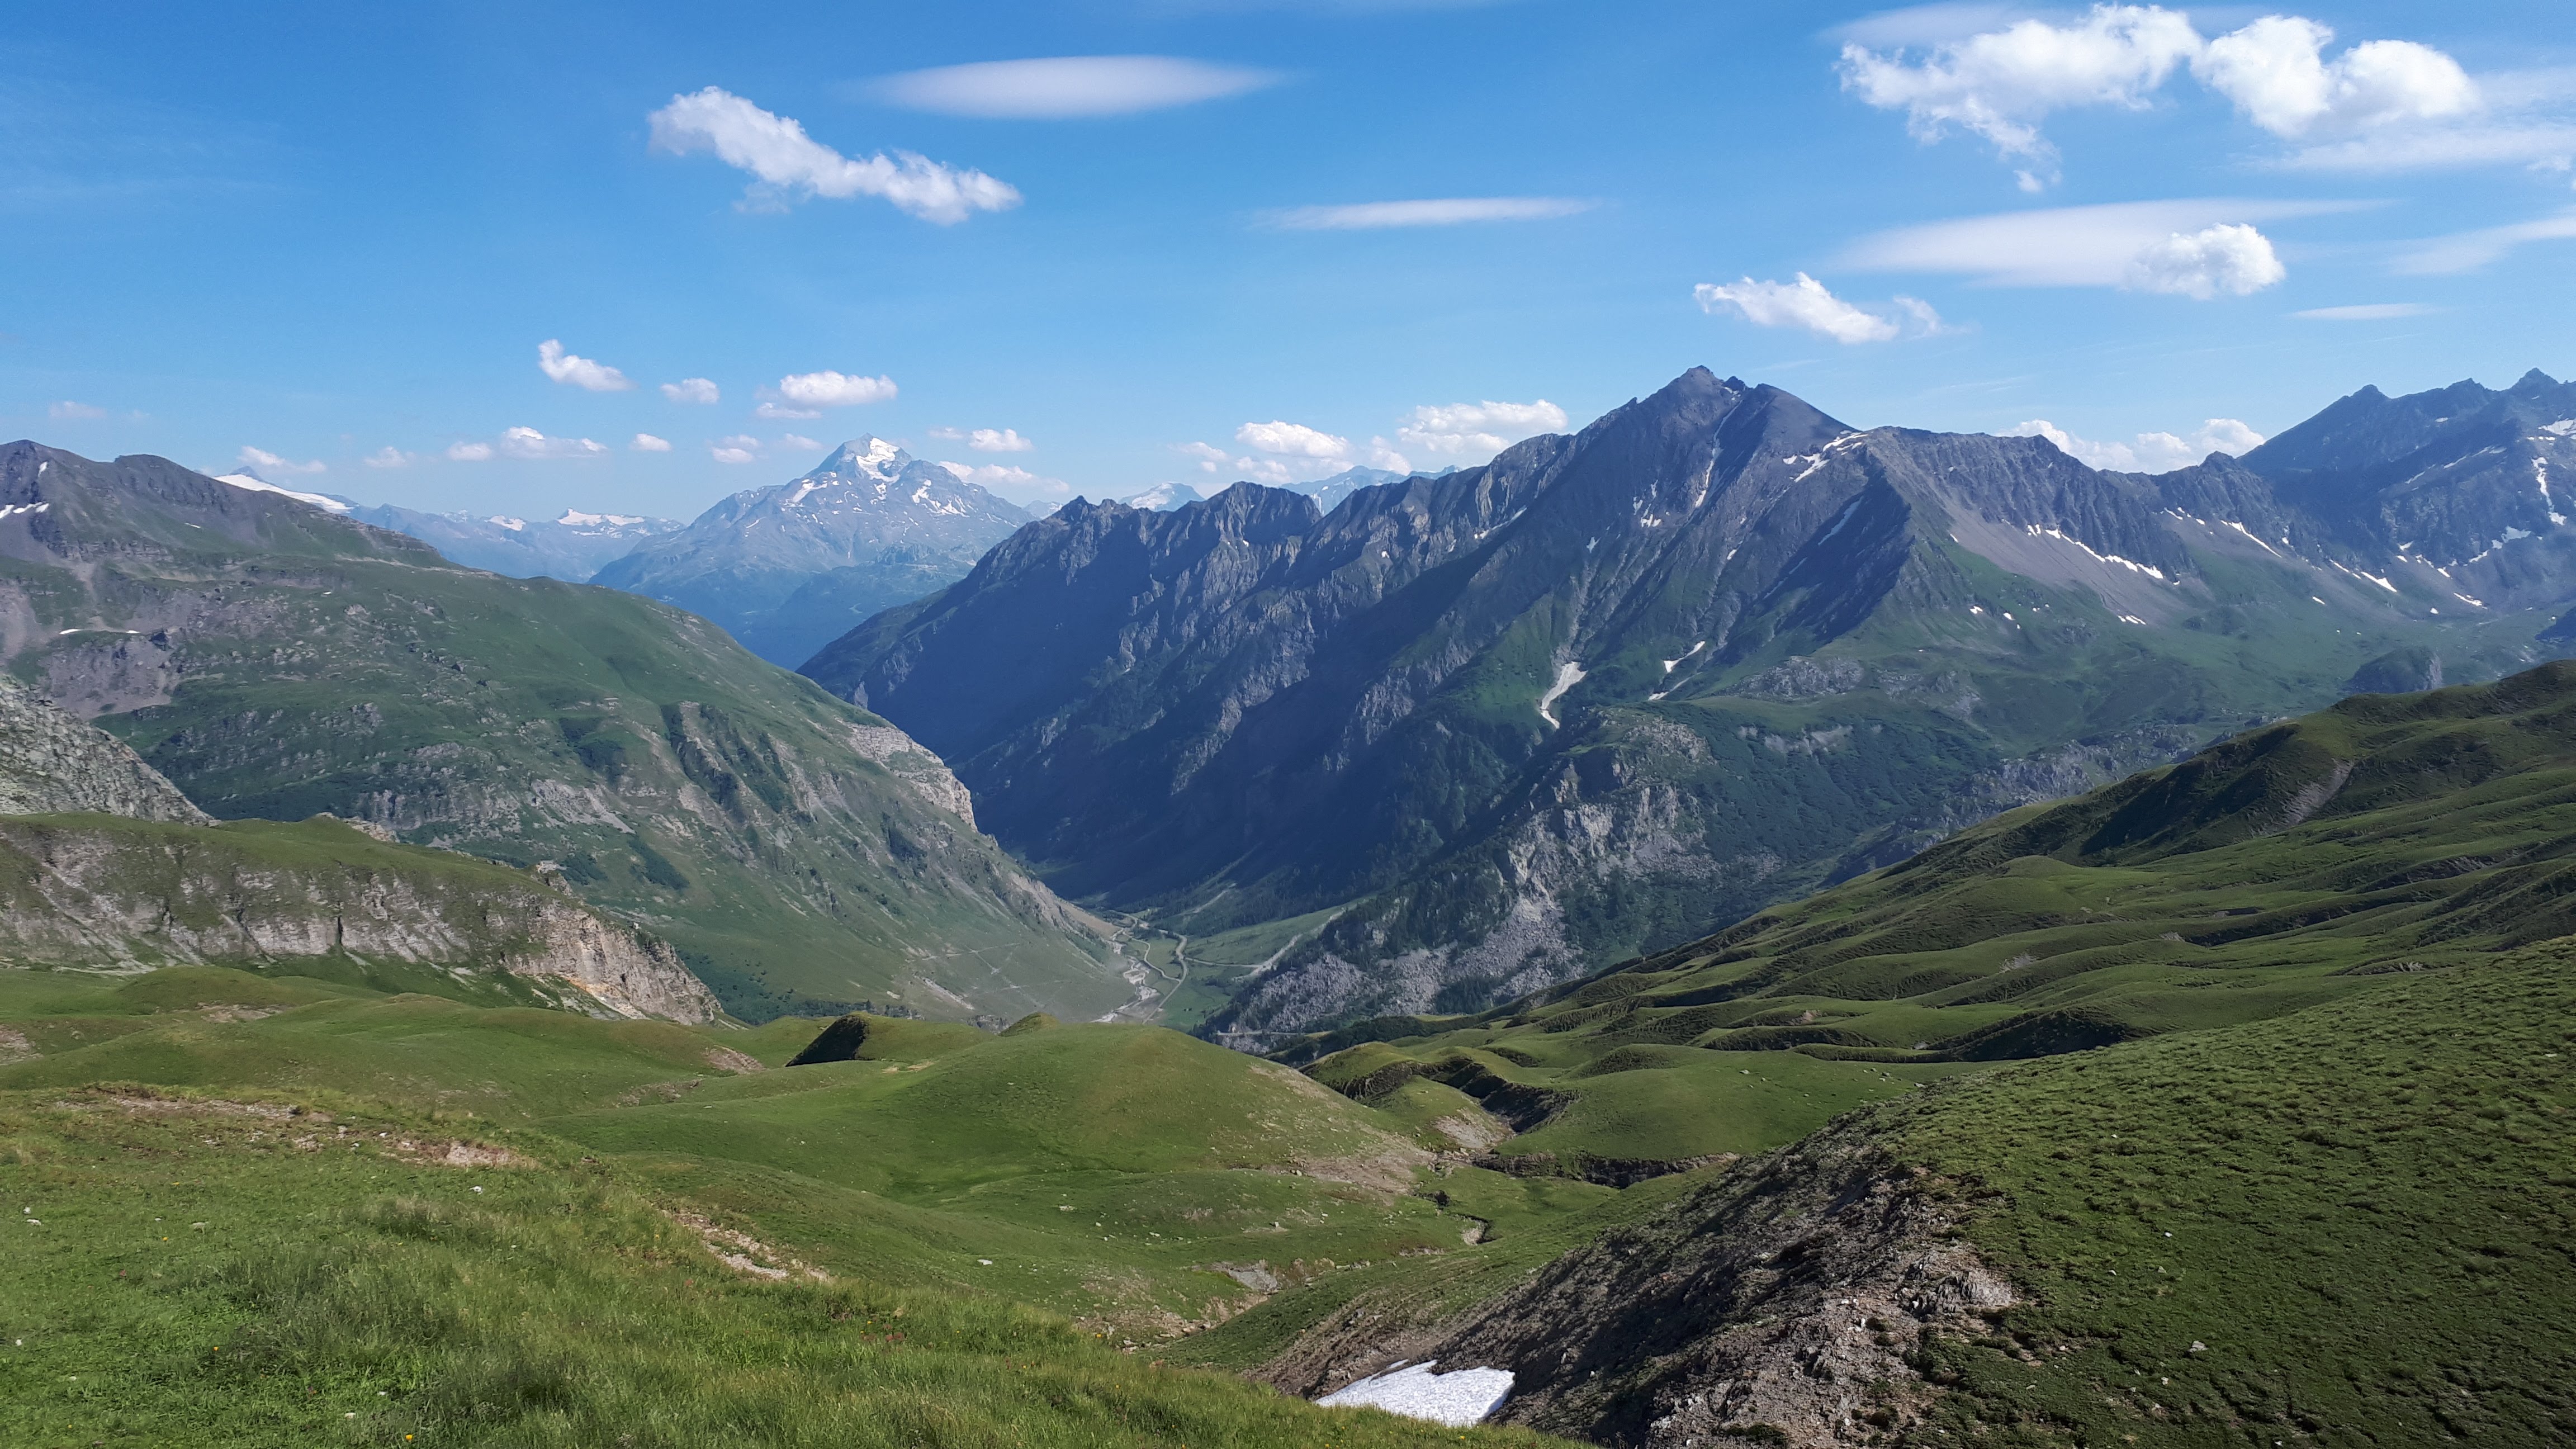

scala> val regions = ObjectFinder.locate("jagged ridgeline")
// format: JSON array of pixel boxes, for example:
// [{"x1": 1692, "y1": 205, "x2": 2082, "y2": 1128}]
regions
[
  {"x1": 804, "y1": 367, "x2": 2576, "y2": 1041},
  {"x1": 0, "y1": 443, "x2": 1124, "y2": 1022}
]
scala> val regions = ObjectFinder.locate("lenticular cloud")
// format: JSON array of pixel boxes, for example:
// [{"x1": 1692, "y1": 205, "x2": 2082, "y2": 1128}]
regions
[{"x1": 648, "y1": 87, "x2": 1019, "y2": 225}]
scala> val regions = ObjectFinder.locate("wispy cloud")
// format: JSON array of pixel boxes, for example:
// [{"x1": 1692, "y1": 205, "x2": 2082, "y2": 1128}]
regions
[
  {"x1": 47, "y1": 400, "x2": 105, "y2": 420},
  {"x1": 1839, "y1": 198, "x2": 2353, "y2": 288},
  {"x1": 647, "y1": 87, "x2": 1019, "y2": 224},
  {"x1": 1694, "y1": 274, "x2": 1945, "y2": 341},
  {"x1": 870, "y1": 56, "x2": 1281, "y2": 119},
  {"x1": 537, "y1": 339, "x2": 632, "y2": 392},
  {"x1": 631, "y1": 433, "x2": 673, "y2": 452},
  {"x1": 496, "y1": 427, "x2": 608, "y2": 460},
  {"x1": 2394, "y1": 209, "x2": 2576, "y2": 274},
  {"x1": 936, "y1": 460, "x2": 1067, "y2": 500},
  {"x1": 2292, "y1": 302, "x2": 2437, "y2": 320},
  {"x1": 926, "y1": 425, "x2": 1034, "y2": 452},
  {"x1": 363, "y1": 446, "x2": 414, "y2": 468},
  {"x1": 1262, "y1": 197, "x2": 1593, "y2": 230},
  {"x1": 660, "y1": 377, "x2": 719, "y2": 404},
  {"x1": 711, "y1": 434, "x2": 761, "y2": 465}
]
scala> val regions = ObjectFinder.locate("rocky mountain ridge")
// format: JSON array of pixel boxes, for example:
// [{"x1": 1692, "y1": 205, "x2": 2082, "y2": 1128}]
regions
[{"x1": 807, "y1": 367, "x2": 2572, "y2": 1041}]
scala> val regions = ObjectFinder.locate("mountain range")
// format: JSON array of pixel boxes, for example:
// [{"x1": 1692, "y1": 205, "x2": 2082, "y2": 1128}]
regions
[
  {"x1": 0, "y1": 442, "x2": 1127, "y2": 1023},
  {"x1": 342, "y1": 501, "x2": 684, "y2": 581},
  {"x1": 804, "y1": 366, "x2": 2576, "y2": 1043},
  {"x1": 591, "y1": 438, "x2": 1033, "y2": 667}
]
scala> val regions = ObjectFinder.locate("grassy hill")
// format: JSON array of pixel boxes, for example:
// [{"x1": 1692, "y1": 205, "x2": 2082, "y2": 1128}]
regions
[
  {"x1": 0, "y1": 442, "x2": 1123, "y2": 1022},
  {"x1": 0, "y1": 964, "x2": 1575, "y2": 1446},
  {"x1": 1270, "y1": 660, "x2": 2576, "y2": 1176}
]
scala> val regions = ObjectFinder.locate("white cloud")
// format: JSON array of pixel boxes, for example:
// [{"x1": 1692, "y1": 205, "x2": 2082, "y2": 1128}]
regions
[
  {"x1": 968, "y1": 427, "x2": 1033, "y2": 452},
  {"x1": 48, "y1": 400, "x2": 105, "y2": 420},
  {"x1": 2293, "y1": 302, "x2": 2436, "y2": 320},
  {"x1": 1396, "y1": 400, "x2": 1568, "y2": 459},
  {"x1": 496, "y1": 427, "x2": 608, "y2": 461},
  {"x1": 238, "y1": 444, "x2": 325, "y2": 475},
  {"x1": 1839, "y1": 198, "x2": 2349, "y2": 287},
  {"x1": 754, "y1": 401, "x2": 821, "y2": 420},
  {"x1": 1236, "y1": 420, "x2": 1352, "y2": 459},
  {"x1": 2194, "y1": 17, "x2": 2476, "y2": 139},
  {"x1": 2394, "y1": 209, "x2": 2576, "y2": 274},
  {"x1": 2121, "y1": 222, "x2": 2284, "y2": 298},
  {"x1": 872, "y1": 56, "x2": 1280, "y2": 119},
  {"x1": 1842, "y1": 8, "x2": 2501, "y2": 184},
  {"x1": 1694, "y1": 273, "x2": 1943, "y2": 342},
  {"x1": 363, "y1": 446, "x2": 414, "y2": 468},
  {"x1": 1176, "y1": 441, "x2": 1230, "y2": 474},
  {"x1": 711, "y1": 434, "x2": 761, "y2": 465},
  {"x1": 537, "y1": 339, "x2": 633, "y2": 392},
  {"x1": 1838, "y1": 4, "x2": 2203, "y2": 183},
  {"x1": 2010, "y1": 416, "x2": 2263, "y2": 472},
  {"x1": 780, "y1": 433, "x2": 824, "y2": 451},
  {"x1": 775, "y1": 370, "x2": 898, "y2": 408},
  {"x1": 1263, "y1": 197, "x2": 1594, "y2": 230},
  {"x1": 631, "y1": 433, "x2": 674, "y2": 452},
  {"x1": 447, "y1": 441, "x2": 495, "y2": 462},
  {"x1": 937, "y1": 459, "x2": 1068, "y2": 500},
  {"x1": 647, "y1": 87, "x2": 1020, "y2": 225},
  {"x1": 660, "y1": 377, "x2": 720, "y2": 405}
]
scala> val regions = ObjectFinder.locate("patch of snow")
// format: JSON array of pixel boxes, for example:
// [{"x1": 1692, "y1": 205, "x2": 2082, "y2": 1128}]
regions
[
  {"x1": 487, "y1": 516, "x2": 527, "y2": 531},
  {"x1": 0, "y1": 502, "x2": 49, "y2": 520},
  {"x1": 2455, "y1": 592, "x2": 2487, "y2": 607},
  {"x1": 1661, "y1": 641, "x2": 1706, "y2": 674},
  {"x1": 2118, "y1": 613, "x2": 2147, "y2": 625},
  {"x1": 2023, "y1": 524, "x2": 2169, "y2": 581},
  {"x1": 2215, "y1": 520, "x2": 2282, "y2": 558},
  {"x1": 1318, "y1": 1362, "x2": 1513, "y2": 1428},
  {"x1": 2312, "y1": 596, "x2": 2327, "y2": 605},
  {"x1": 2328, "y1": 560, "x2": 2399, "y2": 593},
  {"x1": 216, "y1": 474, "x2": 351, "y2": 513},
  {"x1": 558, "y1": 510, "x2": 645, "y2": 527},
  {"x1": 1813, "y1": 495, "x2": 1864, "y2": 548},
  {"x1": 2545, "y1": 420, "x2": 2576, "y2": 437},
  {"x1": 1536, "y1": 660, "x2": 1587, "y2": 728},
  {"x1": 1968, "y1": 605, "x2": 1985, "y2": 615}
]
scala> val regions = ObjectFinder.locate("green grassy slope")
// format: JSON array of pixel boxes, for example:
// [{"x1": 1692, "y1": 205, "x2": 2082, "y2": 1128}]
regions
[
  {"x1": 0, "y1": 1086, "x2": 1564, "y2": 1448},
  {"x1": 1276, "y1": 660, "x2": 2576, "y2": 1175},
  {"x1": 1876, "y1": 941, "x2": 2576, "y2": 1446},
  {"x1": 0, "y1": 443, "x2": 1120, "y2": 1022}
]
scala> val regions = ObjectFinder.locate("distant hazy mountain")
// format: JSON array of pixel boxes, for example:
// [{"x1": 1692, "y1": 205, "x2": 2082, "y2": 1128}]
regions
[
  {"x1": 591, "y1": 438, "x2": 1031, "y2": 667},
  {"x1": 1122, "y1": 481, "x2": 1204, "y2": 511},
  {"x1": 343, "y1": 501, "x2": 682, "y2": 581},
  {"x1": 804, "y1": 366, "x2": 2576, "y2": 1041}
]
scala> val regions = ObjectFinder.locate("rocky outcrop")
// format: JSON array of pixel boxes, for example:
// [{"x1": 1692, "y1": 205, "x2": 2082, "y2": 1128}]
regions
[
  {"x1": 0, "y1": 815, "x2": 721, "y2": 1022},
  {"x1": 1263, "y1": 1124, "x2": 2011, "y2": 1447},
  {"x1": 0, "y1": 673, "x2": 209, "y2": 823}
]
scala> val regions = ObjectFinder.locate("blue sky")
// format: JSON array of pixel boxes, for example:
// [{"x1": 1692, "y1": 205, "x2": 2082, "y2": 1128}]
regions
[{"x1": 5, "y1": 1, "x2": 2572, "y2": 519}]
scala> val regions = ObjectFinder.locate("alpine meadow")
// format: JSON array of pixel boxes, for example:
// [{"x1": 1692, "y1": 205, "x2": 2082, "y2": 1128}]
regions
[{"x1": 7, "y1": 3, "x2": 2576, "y2": 1446}]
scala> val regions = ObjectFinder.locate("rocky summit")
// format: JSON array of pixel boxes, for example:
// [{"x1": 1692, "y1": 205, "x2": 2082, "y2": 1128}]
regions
[
  {"x1": 806, "y1": 367, "x2": 2576, "y2": 1042},
  {"x1": 591, "y1": 438, "x2": 1032, "y2": 667}
]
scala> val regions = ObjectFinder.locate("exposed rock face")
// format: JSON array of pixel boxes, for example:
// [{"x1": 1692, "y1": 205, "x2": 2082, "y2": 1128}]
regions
[
  {"x1": 592, "y1": 438, "x2": 1031, "y2": 666},
  {"x1": 0, "y1": 815, "x2": 721, "y2": 1022},
  {"x1": 1264, "y1": 1126, "x2": 2011, "y2": 1447},
  {"x1": 809, "y1": 367, "x2": 2576, "y2": 1041},
  {"x1": 0, "y1": 673, "x2": 209, "y2": 823}
]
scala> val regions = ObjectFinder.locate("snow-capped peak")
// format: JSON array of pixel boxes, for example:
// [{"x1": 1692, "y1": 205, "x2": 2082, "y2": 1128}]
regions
[{"x1": 558, "y1": 509, "x2": 647, "y2": 528}]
